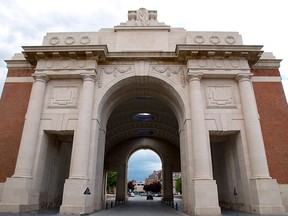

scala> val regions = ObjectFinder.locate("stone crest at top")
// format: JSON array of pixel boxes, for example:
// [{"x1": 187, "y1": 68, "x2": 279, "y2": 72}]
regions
[{"x1": 116, "y1": 8, "x2": 169, "y2": 28}]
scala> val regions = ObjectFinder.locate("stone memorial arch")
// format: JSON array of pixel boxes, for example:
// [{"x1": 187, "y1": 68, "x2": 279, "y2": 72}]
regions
[{"x1": 0, "y1": 8, "x2": 287, "y2": 216}]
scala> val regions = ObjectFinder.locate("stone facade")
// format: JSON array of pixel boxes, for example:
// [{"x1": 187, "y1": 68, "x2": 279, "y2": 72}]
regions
[{"x1": 0, "y1": 8, "x2": 287, "y2": 216}]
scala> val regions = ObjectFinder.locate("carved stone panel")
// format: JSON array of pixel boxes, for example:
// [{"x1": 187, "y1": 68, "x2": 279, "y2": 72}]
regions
[
  {"x1": 48, "y1": 86, "x2": 80, "y2": 108},
  {"x1": 37, "y1": 59, "x2": 97, "y2": 70},
  {"x1": 98, "y1": 65, "x2": 134, "y2": 88},
  {"x1": 187, "y1": 58, "x2": 249, "y2": 70},
  {"x1": 150, "y1": 65, "x2": 186, "y2": 87},
  {"x1": 206, "y1": 86, "x2": 236, "y2": 109}
]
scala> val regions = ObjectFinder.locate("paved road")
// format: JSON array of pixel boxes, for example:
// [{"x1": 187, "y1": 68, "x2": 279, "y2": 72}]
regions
[
  {"x1": 91, "y1": 196, "x2": 187, "y2": 216},
  {"x1": 0, "y1": 197, "x2": 286, "y2": 216}
]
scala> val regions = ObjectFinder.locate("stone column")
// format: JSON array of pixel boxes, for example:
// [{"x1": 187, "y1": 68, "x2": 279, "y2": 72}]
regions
[
  {"x1": 187, "y1": 71, "x2": 221, "y2": 216},
  {"x1": 236, "y1": 74, "x2": 285, "y2": 214},
  {"x1": 13, "y1": 74, "x2": 49, "y2": 178},
  {"x1": 162, "y1": 164, "x2": 173, "y2": 201},
  {"x1": 188, "y1": 72, "x2": 212, "y2": 179},
  {"x1": 236, "y1": 74, "x2": 270, "y2": 178},
  {"x1": 60, "y1": 72, "x2": 96, "y2": 214},
  {"x1": 70, "y1": 73, "x2": 96, "y2": 179},
  {"x1": 116, "y1": 164, "x2": 127, "y2": 202},
  {"x1": 179, "y1": 122, "x2": 192, "y2": 213},
  {"x1": 0, "y1": 73, "x2": 48, "y2": 212}
]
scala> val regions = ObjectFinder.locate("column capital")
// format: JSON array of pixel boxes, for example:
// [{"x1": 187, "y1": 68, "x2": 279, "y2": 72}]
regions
[
  {"x1": 81, "y1": 73, "x2": 97, "y2": 82},
  {"x1": 187, "y1": 71, "x2": 203, "y2": 82},
  {"x1": 235, "y1": 73, "x2": 253, "y2": 82},
  {"x1": 32, "y1": 73, "x2": 49, "y2": 83}
]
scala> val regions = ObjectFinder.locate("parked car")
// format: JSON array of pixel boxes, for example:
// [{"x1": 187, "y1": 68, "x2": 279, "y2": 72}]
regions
[
  {"x1": 129, "y1": 192, "x2": 135, "y2": 197},
  {"x1": 147, "y1": 195, "x2": 153, "y2": 200}
]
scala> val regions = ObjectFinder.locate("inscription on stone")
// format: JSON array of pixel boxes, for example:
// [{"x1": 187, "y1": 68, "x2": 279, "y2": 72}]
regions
[
  {"x1": 48, "y1": 86, "x2": 79, "y2": 108},
  {"x1": 206, "y1": 86, "x2": 236, "y2": 109}
]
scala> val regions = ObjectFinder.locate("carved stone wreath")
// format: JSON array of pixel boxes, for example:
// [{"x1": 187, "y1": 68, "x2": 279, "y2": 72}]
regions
[
  {"x1": 152, "y1": 66, "x2": 186, "y2": 87},
  {"x1": 98, "y1": 66, "x2": 133, "y2": 88}
]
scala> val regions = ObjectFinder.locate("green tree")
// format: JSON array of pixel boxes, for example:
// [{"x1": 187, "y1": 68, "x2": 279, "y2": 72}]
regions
[
  {"x1": 107, "y1": 172, "x2": 117, "y2": 193},
  {"x1": 128, "y1": 180, "x2": 135, "y2": 192},
  {"x1": 175, "y1": 177, "x2": 182, "y2": 194},
  {"x1": 144, "y1": 181, "x2": 162, "y2": 193}
]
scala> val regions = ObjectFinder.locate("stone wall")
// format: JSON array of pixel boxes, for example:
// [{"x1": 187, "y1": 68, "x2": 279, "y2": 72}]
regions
[
  {"x1": 280, "y1": 184, "x2": 288, "y2": 212},
  {"x1": 0, "y1": 183, "x2": 3, "y2": 202}
]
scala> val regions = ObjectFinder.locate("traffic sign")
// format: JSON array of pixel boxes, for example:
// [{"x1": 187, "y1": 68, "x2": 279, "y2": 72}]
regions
[{"x1": 84, "y1": 187, "x2": 91, "y2": 195}]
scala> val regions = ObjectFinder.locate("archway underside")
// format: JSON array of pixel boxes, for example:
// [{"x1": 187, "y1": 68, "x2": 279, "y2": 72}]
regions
[
  {"x1": 105, "y1": 96, "x2": 180, "y2": 153},
  {"x1": 103, "y1": 79, "x2": 182, "y2": 203}
]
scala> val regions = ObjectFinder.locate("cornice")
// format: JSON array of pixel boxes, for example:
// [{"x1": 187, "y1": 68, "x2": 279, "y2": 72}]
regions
[
  {"x1": 21, "y1": 44, "x2": 264, "y2": 67},
  {"x1": 5, "y1": 59, "x2": 34, "y2": 69},
  {"x1": 5, "y1": 53, "x2": 34, "y2": 69},
  {"x1": 22, "y1": 45, "x2": 108, "y2": 66},
  {"x1": 114, "y1": 26, "x2": 171, "y2": 32},
  {"x1": 251, "y1": 58, "x2": 282, "y2": 69},
  {"x1": 175, "y1": 44, "x2": 263, "y2": 65}
]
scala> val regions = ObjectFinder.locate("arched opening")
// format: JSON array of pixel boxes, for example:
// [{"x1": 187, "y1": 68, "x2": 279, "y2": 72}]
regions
[
  {"x1": 38, "y1": 131, "x2": 73, "y2": 211},
  {"x1": 100, "y1": 76, "x2": 185, "y2": 207},
  {"x1": 210, "y1": 132, "x2": 247, "y2": 212},
  {"x1": 128, "y1": 149, "x2": 162, "y2": 197}
]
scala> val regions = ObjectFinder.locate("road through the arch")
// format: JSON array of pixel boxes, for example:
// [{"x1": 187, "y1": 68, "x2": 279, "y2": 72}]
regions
[{"x1": 91, "y1": 196, "x2": 188, "y2": 216}]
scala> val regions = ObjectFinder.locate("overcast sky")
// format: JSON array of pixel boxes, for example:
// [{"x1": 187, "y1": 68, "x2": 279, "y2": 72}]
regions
[
  {"x1": 0, "y1": 0, "x2": 288, "y2": 99},
  {"x1": 0, "y1": 0, "x2": 287, "y2": 180},
  {"x1": 128, "y1": 150, "x2": 162, "y2": 181}
]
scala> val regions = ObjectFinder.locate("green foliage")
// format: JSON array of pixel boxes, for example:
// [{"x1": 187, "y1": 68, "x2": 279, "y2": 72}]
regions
[
  {"x1": 107, "y1": 172, "x2": 117, "y2": 192},
  {"x1": 128, "y1": 180, "x2": 135, "y2": 191},
  {"x1": 175, "y1": 177, "x2": 182, "y2": 194}
]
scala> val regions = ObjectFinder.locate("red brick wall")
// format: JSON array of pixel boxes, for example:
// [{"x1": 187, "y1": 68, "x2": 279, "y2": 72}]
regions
[
  {"x1": 252, "y1": 68, "x2": 288, "y2": 184},
  {"x1": 0, "y1": 69, "x2": 33, "y2": 182}
]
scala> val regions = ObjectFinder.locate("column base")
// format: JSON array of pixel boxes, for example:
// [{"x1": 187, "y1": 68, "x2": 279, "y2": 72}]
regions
[
  {"x1": 0, "y1": 177, "x2": 39, "y2": 213},
  {"x1": 162, "y1": 196, "x2": 174, "y2": 202},
  {"x1": 250, "y1": 178, "x2": 285, "y2": 215},
  {"x1": 116, "y1": 194, "x2": 127, "y2": 202},
  {"x1": 189, "y1": 179, "x2": 221, "y2": 216},
  {"x1": 60, "y1": 178, "x2": 93, "y2": 214}
]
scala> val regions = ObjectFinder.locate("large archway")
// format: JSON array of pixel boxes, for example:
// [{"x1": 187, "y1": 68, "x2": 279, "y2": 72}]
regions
[
  {"x1": 127, "y1": 149, "x2": 162, "y2": 184},
  {"x1": 0, "y1": 8, "x2": 286, "y2": 216},
  {"x1": 100, "y1": 76, "x2": 184, "y2": 204}
]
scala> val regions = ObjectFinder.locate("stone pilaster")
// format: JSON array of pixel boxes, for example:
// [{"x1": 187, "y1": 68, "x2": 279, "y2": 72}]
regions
[
  {"x1": 162, "y1": 164, "x2": 173, "y2": 201},
  {"x1": 187, "y1": 71, "x2": 221, "y2": 216},
  {"x1": 70, "y1": 73, "x2": 96, "y2": 179},
  {"x1": 116, "y1": 164, "x2": 127, "y2": 202},
  {"x1": 13, "y1": 74, "x2": 49, "y2": 178},
  {"x1": 236, "y1": 74, "x2": 285, "y2": 214},
  {"x1": 236, "y1": 74, "x2": 270, "y2": 178},
  {"x1": 60, "y1": 72, "x2": 96, "y2": 214},
  {"x1": 0, "y1": 73, "x2": 48, "y2": 212},
  {"x1": 188, "y1": 72, "x2": 212, "y2": 179}
]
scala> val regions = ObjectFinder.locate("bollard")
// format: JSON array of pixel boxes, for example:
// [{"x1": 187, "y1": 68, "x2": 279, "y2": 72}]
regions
[
  {"x1": 111, "y1": 201, "x2": 113, "y2": 208},
  {"x1": 106, "y1": 202, "x2": 108, "y2": 210},
  {"x1": 172, "y1": 202, "x2": 174, "y2": 208},
  {"x1": 176, "y1": 203, "x2": 178, "y2": 210}
]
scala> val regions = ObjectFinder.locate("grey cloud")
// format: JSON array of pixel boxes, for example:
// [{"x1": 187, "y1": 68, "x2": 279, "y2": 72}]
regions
[{"x1": 128, "y1": 150, "x2": 162, "y2": 181}]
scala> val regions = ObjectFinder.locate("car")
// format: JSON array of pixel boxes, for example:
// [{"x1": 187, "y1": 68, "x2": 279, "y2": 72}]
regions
[
  {"x1": 147, "y1": 195, "x2": 153, "y2": 200},
  {"x1": 129, "y1": 192, "x2": 135, "y2": 197}
]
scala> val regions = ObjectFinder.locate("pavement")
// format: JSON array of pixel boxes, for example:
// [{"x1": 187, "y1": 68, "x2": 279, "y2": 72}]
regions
[{"x1": 0, "y1": 196, "x2": 287, "y2": 216}]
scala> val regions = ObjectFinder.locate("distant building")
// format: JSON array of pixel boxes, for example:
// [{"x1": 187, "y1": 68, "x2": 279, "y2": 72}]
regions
[
  {"x1": 133, "y1": 181, "x2": 145, "y2": 193},
  {"x1": 145, "y1": 170, "x2": 162, "y2": 185},
  {"x1": 172, "y1": 172, "x2": 181, "y2": 194}
]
